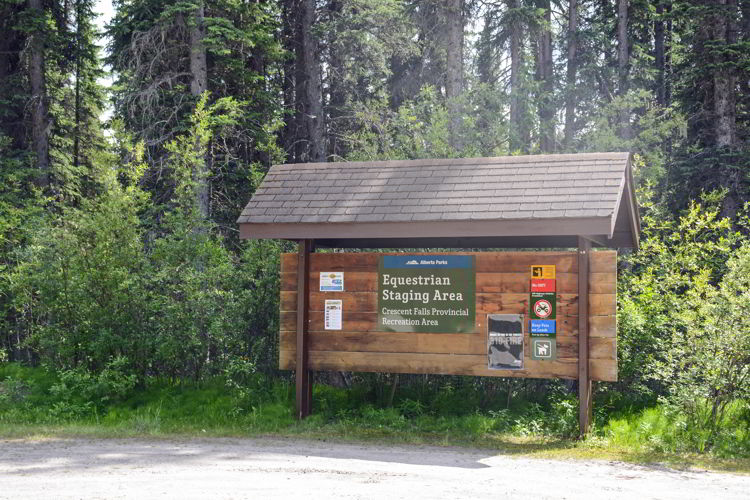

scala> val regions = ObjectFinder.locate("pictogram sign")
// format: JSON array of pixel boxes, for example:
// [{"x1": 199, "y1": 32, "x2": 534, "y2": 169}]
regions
[
  {"x1": 531, "y1": 338, "x2": 556, "y2": 360},
  {"x1": 531, "y1": 265, "x2": 556, "y2": 280},
  {"x1": 530, "y1": 291, "x2": 556, "y2": 320},
  {"x1": 534, "y1": 299, "x2": 552, "y2": 318}
]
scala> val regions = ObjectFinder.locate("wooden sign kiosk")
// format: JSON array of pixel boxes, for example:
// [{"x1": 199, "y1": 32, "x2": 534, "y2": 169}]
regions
[{"x1": 238, "y1": 153, "x2": 640, "y2": 436}]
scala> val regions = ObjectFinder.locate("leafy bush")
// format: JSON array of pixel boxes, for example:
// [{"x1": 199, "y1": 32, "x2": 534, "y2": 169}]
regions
[
  {"x1": 49, "y1": 357, "x2": 136, "y2": 414},
  {"x1": 614, "y1": 193, "x2": 750, "y2": 452},
  {"x1": 659, "y1": 244, "x2": 750, "y2": 446},
  {"x1": 224, "y1": 357, "x2": 275, "y2": 413},
  {"x1": 0, "y1": 377, "x2": 29, "y2": 406},
  {"x1": 398, "y1": 398, "x2": 425, "y2": 418},
  {"x1": 8, "y1": 98, "x2": 284, "y2": 384},
  {"x1": 616, "y1": 193, "x2": 744, "y2": 404}
]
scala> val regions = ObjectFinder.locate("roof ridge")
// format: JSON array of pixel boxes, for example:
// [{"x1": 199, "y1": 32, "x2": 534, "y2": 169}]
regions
[{"x1": 272, "y1": 152, "x2": 630, "y2": 170}]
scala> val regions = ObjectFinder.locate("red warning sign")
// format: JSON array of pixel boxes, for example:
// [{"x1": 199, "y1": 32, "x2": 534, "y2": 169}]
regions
[{"x1": 531, "y1": 279, "x2": 556, "y2": 293}]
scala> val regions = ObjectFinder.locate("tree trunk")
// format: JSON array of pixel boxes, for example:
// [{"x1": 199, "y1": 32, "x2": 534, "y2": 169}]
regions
[
  {"x1": 445, "y1": 0, "x2": 463, "y2": 151},
  {"x1": 508, "y1": 0, "x2": 528, "y2": 153},
  {"x1": 713, "y1": 0, "x2": 736, "y2": 149},
  {"x1": 445, "y1": 0, "x2": 463, "y2": 100},
  {"x1": 73, "y1": 0, "x2": 82, "y2": 171},
  {"x1": 739, "y1": 0, "x2": 750, "y2": 126},
  {"x1": 563, "y1": 0, "x2": 578, "y2": 149},
  {"x1": 536, "y1": 0, "x2": 554, "y2": 152},
  {"x1": 189, "y1": 3, "x2": 208, "y2": 98},
  {"x1": 713, "y1": 0, "x2": 739, "y2": 221},
  {"x1": 189, "y1": 0, "x2": 209, "y2": 219},
  {"x1": 326, "y1": 0, "x2": 346, "y2": 160},
  {"x1": 654, "y1": 2, "x2": 666, "y2": 107},
  {"x1": 617, "y1": 0, "x2": 630, "y2": 140},
  {"x1": 295, "y1": 0, "x2": 325, "y2": 163},
  {"x1": 665, "y1": 5, "x2": 672, "y2": 108},
  {"x1": 281, "y1": 0, "x2": 297, "y2": 163},
  {"x1": 29, "y1": 0, "x2": 49, "y2": 187}
]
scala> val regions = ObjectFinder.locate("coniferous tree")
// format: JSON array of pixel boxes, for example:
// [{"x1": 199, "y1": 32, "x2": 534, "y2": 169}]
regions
[
  {"x1": 617, "y1": 0, "x2": 630, "y2": 140},
  {"x1": 507, "y1": 0, "x2": 532, "y2": 153},
  {"x1": 108, "y1": 0, "x2": 284, "y2": 229},
  {"x1": 294, "y1": 0, "x2": 325, "y2": 162},
  {"x1": 445, "y1": 0, "x2": 464, "y2": 151},
  {"x1": 71, "y1": 0, "x2": 107, "y2": 195},
  {"x1": 563, "y1": 0, "x2": 578, "y2": 149},
  {"x1": 668, "y1": 0, "x2": 748, "y2": 219},
  {"x1": 29, "y1": 0, "x2": 50, "y2": 186},
  {"x1": 535, "y1": 0, "x2": 554, "y2": 152}
]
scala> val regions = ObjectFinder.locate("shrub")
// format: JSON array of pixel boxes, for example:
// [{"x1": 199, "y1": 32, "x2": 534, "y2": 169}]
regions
[
  {"x1": 660, "y1": 244, "x2": 750, "y2": 446},
  {"x1": 49, "y1": 356, "x2": 137, "y2": 413},
  {"x1": 616, "y1": 193, "x2": 744, "y2": 404}
]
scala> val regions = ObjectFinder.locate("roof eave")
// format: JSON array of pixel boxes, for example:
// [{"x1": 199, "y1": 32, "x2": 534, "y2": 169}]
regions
[
  {"x1": 626, "y1": 164, "x2": 641, "y2": 249},
  {"x1": 239, "y1": 216, "x2": 613, "y2": 243}
]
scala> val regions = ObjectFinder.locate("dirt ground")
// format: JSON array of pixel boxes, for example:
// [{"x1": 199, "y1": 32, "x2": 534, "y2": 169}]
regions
[{"x1": 1, "y1": 437, "x2": 748, "y2": 499}]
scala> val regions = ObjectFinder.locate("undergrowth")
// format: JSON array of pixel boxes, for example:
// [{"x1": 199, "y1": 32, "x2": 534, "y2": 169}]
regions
[{"x1": 1, "y1": 363, "x2": 749, "y2": 470}]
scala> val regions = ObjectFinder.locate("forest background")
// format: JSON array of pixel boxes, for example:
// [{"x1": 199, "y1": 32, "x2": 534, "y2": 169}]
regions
[{"x1": 1, "y1": 0, "x2": 749, "y2": 463}]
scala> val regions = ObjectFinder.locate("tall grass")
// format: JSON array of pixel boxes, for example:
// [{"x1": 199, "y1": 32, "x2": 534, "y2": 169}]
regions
[
  {"x1": 601, "y1": 402, "x2": 750, "y2": 458},
  {"x1": 1, "y1": 363, "x2": 748, "y2": 464}
]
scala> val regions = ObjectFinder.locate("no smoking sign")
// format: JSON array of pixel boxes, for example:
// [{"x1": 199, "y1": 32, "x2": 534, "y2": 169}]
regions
[{"x1": 530, "y1": 291, "x2": 556, "y2": 320}]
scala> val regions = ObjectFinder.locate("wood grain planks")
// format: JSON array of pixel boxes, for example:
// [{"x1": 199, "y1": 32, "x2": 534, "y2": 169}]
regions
[
  {"x1": 280, "y1": 291, "x2": 615, "y2": 317},
  {"x1": 280, "y1": 350, "x2": 580, "y2": 379},
  {"x1": 278, "y1": 251, "x2": 618, "y2": 382},
  {"x1": 279, "y1": 311, "x2": 585, "y2": 336},
  {"x1": 282, "y1": 271, "x2": 616, "y2": 294},
  {"x1": 281, "y1": 330, "x2": 582, "y2": 356},
  {"x1": 279, "y1": 350, "x2": 617, "y2": 382}
]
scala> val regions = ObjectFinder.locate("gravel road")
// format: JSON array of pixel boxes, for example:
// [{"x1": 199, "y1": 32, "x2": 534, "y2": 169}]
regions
[{"x1": 1, "y1": 437, "x2": 748, "y2": 499}]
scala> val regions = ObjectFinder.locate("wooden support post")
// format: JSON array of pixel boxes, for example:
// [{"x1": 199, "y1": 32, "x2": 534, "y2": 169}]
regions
[
  {"x1": 296, "y1": 239, "x2": 313, "y2": 419},
  {"x1": 578, "y1": 236, "x2": 592, "y2": 437}
]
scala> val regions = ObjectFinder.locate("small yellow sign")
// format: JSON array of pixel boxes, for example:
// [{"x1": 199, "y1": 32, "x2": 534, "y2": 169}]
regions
[{"x1": 530, "y1": 265, "x2": 556, "y2": 280}]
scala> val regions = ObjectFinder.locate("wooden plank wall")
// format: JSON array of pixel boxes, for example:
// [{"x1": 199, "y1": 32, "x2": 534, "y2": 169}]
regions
[{"x1": 279, "y1": 251, "x2": 617, "y2": 382}]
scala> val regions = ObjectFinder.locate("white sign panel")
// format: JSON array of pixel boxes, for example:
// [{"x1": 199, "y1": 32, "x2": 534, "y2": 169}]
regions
[
  {"x1": 320, "y1": 271, "x2": 344, "y2": 291},
  {"x1": 324, "y1": 300, "x2": 342, "y2": 330}
]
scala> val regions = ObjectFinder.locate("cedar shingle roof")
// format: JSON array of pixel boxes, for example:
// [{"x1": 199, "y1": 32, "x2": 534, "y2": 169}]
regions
[{"x1": 237, "y1": 153, "x2": 640, "y2": 249}]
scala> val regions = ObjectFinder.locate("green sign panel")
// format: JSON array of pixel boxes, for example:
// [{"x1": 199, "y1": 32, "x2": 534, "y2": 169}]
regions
[
  {"x1": 377, "y1": 255, "x2": 475, "y2": 333},
  {"x1": 529, "y1": 291, "x2": 556, "y2": 320},
  {"x1": 531, "y1": 338, "x2": 556, "y2": 360}
]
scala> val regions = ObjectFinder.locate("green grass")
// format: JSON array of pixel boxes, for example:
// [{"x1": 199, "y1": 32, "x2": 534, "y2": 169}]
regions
[{"x1": 1, "y1": 363, "x2": 749, "y2": 474}]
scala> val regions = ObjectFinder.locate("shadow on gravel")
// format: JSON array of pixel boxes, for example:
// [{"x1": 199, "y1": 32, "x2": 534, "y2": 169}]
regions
[
  {"x1": 2, "y1": 435, "x2": 749, "y2": 476},
  {"x1": 0, "y1": 438, "x2": 502, "y2": 474}
]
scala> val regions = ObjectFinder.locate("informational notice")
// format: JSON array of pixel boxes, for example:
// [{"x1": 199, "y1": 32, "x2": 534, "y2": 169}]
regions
[
  {"x1": 377, "y1": 255, "x2": 475, "y2": 333},
  {"x1": 529, "y1": 265, "x2": 557, "y2": 360},
  {"x1": 324, "y1": 299, "x2": 342, "y2": 330},
  {"x1": 487, "y1": 314, "x2": 524, "y2": 370},
  {"x1": 531, "y1": 279, "x2": 556, "y2": 293},
  {"x1": 530, "y1": 319, "x2": 556, "y2": 334},
  {"x1": 320, "y1": 272, "x2": 344, "y2": 292}
]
